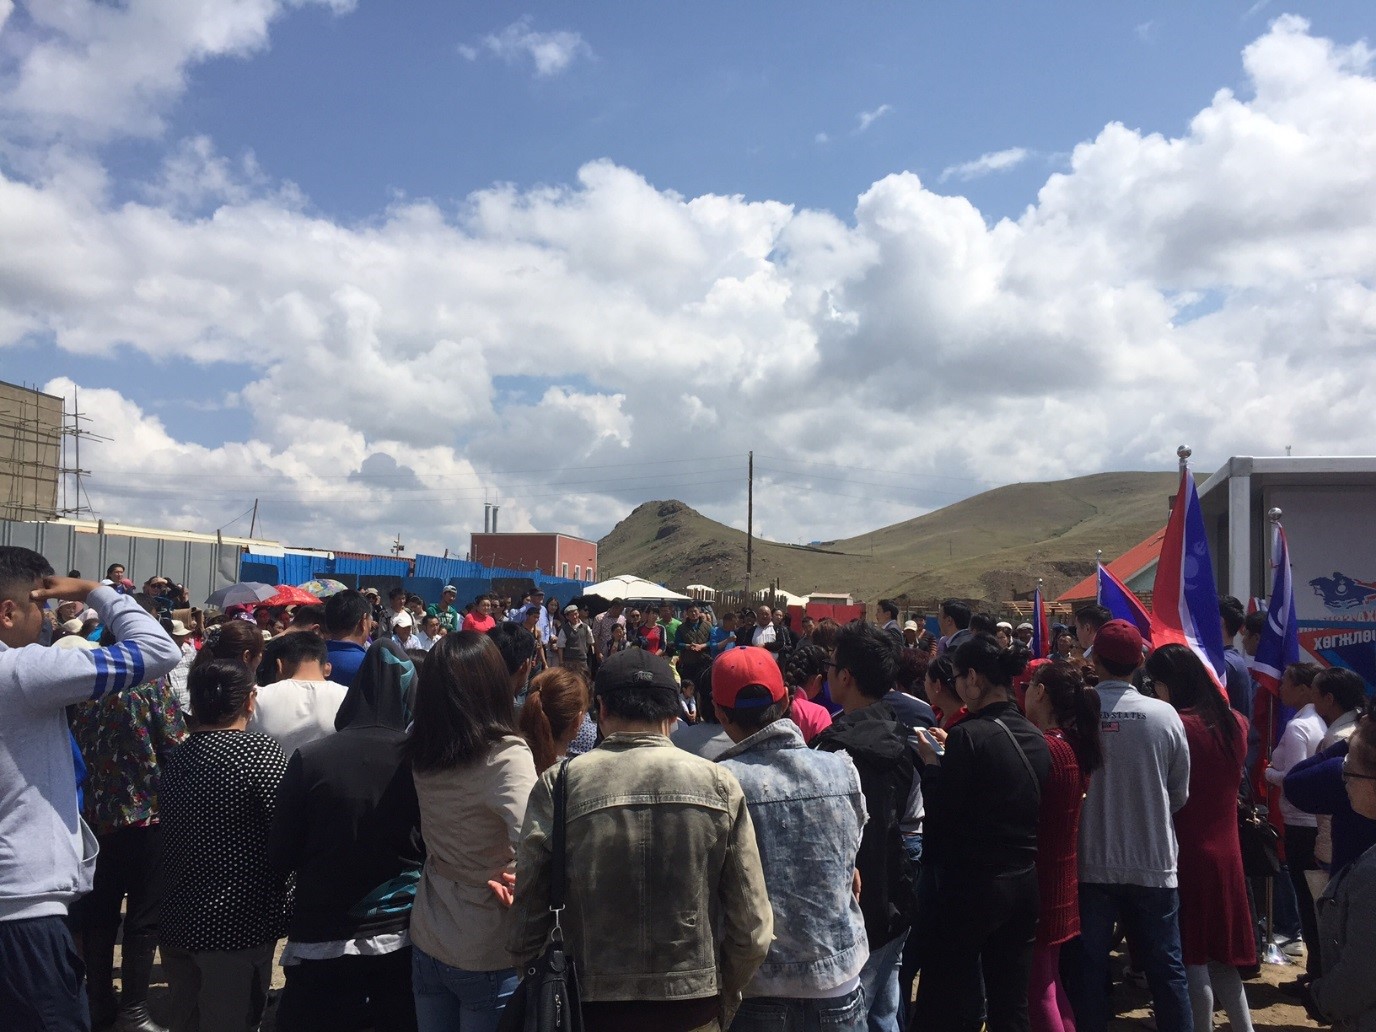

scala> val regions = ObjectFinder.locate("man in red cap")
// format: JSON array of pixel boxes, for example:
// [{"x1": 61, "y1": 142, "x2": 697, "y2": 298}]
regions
[
  {"x1": 1071, "y1": 619, "x2": 1192, "y2": 1032},
  {"x1": 714, "y1": 647, "x2": 871, "y2": 1029}
]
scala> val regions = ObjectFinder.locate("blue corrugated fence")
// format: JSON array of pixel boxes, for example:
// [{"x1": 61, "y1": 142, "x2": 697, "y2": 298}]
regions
[{"x1": 241, "y1": 551, "x2": 592, "y2": 604}]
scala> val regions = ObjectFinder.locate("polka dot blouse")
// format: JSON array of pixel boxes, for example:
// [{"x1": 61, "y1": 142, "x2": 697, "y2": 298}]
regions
[{"x1": 158, "y1": 730, "x2": 290, "y2": 952}]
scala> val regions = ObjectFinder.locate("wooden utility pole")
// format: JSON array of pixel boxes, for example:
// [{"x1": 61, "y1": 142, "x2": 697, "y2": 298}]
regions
[
  {"x1": 248, "y1": 498, "x2": 259, "y2": 538},
  {"x1": 745, "y1": 451, "x2": 754, "y2": 599}
]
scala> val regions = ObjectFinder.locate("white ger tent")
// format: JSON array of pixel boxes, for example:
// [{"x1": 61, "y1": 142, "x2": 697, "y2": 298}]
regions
[{"x1": 584, "y1": 574, "x2": 692, "y2": 603}]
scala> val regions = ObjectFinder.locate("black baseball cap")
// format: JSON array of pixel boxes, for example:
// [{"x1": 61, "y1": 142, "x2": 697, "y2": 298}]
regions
[{"x1": 594, "y1": 648, "x2": 678, "y2": 700}]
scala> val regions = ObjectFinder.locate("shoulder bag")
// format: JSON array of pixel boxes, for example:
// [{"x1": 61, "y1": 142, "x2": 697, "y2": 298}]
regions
[
  {"x1": 1237, "y1": 781, "x2": 1281, "y2": 878},
  {"x1": 992, "y1": 716, "x2": 1040, "y2": 789},
  {"x1": 497, "y1": 758, "x2": 584, "y2": 1032}
]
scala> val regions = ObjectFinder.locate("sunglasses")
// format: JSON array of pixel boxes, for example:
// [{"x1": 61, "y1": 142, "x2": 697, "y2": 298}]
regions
[{"x1": 1341, "y1": 757, "x2": 1376, "y2": 783}]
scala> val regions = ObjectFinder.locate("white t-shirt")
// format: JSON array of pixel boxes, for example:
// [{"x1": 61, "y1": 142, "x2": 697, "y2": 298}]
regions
[
  {"x1": 1267, "y1": 703, "x2": 1327, "y2": 827},
  {"x1": 249, "y1": 677, "x2": 349, "y2": 758},
  {"x1": 165, "y1": 641, "x2": 196, "y2": 713},
  {"x1": 751, "y1": 623, "x2": 777, "y2": 648}
]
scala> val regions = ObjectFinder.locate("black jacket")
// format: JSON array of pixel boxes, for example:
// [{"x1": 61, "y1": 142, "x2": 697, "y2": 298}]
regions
[
  {"x1": 920, "y1": 700, "x2": 1050, "y2": 875},
  {"x1": 813, "y1": 701, "x2": 917, "y2": 947},
  {"x1": 268, "y1": 639, "x2": 425, "y2": 943}
]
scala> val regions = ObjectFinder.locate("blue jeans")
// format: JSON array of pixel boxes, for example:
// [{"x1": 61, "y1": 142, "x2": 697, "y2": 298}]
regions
[
  {"x1": 411, "y1": 945, "x2": 518, "y2": 1032},
  {"x1": 1073, "y1": 883, "x2": 1192, "y2": 1032},
  {"x1": 0, "y1": 916, "x2": 89, "y2": 1032},
  {"x1": 898, "y1": 834, "x2": 924, "y2": 1014},
  {"x1": 731, "y1": 985, "x2": 867, "y2": 1032},
  {"x1": 857, "y1": 930, "x2": 907, "y2": 1032}
]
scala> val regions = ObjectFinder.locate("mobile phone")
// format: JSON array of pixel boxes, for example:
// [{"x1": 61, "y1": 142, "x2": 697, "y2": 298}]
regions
[{"x1": 918, "y1": 727, "x2": 945, "y2": 757}]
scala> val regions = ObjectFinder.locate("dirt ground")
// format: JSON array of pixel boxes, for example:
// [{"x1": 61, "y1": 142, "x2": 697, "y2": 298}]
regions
[
  {"x1": 1107, "y1": 952, "x2": 1312, "y2": 1032},
  {"x1": 117, "y1": 940, "x2": 1315, "y2": 1031}
]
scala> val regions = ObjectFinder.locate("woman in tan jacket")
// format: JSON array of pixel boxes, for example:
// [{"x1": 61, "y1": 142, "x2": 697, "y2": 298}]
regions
[{"x1": 404, "y1": 631, "x2": 536, "y2": 1032}]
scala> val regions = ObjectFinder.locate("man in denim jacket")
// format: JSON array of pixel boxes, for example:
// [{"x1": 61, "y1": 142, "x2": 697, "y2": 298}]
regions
[
  {"x1": 716, "y1": 647, "x2": 870, "y2": 1032},
  {"x1": 511, "y1": 648, "x2": 773, "y2": 1031}
]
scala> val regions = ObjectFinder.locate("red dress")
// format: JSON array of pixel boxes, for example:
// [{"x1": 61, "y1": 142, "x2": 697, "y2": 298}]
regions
[
  {"x1": 1035, "y1": 730, "x2": 1088, "y2": 946},
  {"x1": 1173, "y1": 710, "x2": 1257, "y2": 966}
]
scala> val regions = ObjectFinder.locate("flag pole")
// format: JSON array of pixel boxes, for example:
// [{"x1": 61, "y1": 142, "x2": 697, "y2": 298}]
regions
[{"x1": 1259, "y1": 506, "x2": 1290, "y2": 966}]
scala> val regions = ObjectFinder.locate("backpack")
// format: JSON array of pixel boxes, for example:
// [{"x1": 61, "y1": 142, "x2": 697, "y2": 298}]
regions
[{"x1": 814, "y1": 705, "x2": 919, "y2": 942}]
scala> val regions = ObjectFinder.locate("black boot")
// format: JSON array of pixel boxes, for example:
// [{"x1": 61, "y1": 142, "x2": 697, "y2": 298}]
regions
[
  {"x1": 84, "y1": 925, "x2": 120, "y2": 1031},
  {"x1": 115, "y1": 1005, "x2": 167, "y2": 1032},
  {"x1": 115, "y1": 935, "x2": 168, "y2": 1032}
]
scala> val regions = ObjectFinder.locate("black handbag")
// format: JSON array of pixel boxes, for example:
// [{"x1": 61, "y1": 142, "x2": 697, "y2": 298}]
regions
[
  {"x1": 1237, "y1": 787, "x2": 1281, "y2": 878},
  {"x1": 498, "y1": 759, "x2": 583, "y2": 1032}
]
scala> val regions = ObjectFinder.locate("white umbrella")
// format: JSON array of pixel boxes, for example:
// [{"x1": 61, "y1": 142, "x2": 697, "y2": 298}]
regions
[
  {"x1": 205, "y1": 581, "x2": 277, "y2": 609},
  {"x1": 583, "y1": 575, "x2": 692, "y2": 603}
]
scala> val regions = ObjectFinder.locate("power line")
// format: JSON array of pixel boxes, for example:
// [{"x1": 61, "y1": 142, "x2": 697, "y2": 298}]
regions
[
  {"x1": 95, "y1": 474, "x2": 746, "y2": 505},
  {"x1": 753, "y1": 464, "x2": 971, "y2": 501},
  {"x1": 752, "y1": 452, "x2": 978, "y2": 483},
  {"x1": 95, "y1": 452, "x2": 743, "y2": 482}
]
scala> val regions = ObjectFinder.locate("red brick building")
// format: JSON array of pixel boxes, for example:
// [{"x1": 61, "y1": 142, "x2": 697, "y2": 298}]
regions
[{"x1": 469, "y1": 533, "x2": 598, "y2": 581}]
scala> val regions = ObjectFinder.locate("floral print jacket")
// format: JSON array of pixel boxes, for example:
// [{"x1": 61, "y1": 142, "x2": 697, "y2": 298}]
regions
[{"x1": 70, "y1": 680, "x2": 188, "y2": 835}]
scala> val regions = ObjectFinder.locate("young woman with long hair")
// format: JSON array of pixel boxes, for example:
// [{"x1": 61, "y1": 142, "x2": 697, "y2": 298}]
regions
[
  {"x1": 1144, "y1": 643, "x2": 1256, "y2": 1032},
  {"x1": 923, "y1": 655, "x2": 967, "y2": 729},
  {"x1": 191, "y1": 618, "x2": 265, "y2": 674},
  {"x1": 1024, "y1": 660, "x2": 1103, "y2": 1032},
  {"x1": 913, "y1": 634, "x2": 1051, "y2": 1032},
  {"x1": 781, "y1": 643, "x2": 834, "y2": 743},
  {"x1": 517, "y1": 667, "x2": 590, "y2": 775},
  {"x1": 404, "y1": 632, "x2": 537, "y2": 1032}
]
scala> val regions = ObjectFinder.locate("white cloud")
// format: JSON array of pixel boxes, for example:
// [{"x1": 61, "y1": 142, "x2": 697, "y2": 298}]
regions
[
  {"x1": 460, "y1": 17, "x2": 592, "y2": 77},
  {"x1": 0, "y1": 0, "x2": 354, "y2": 141},
  {"x1": 3, "y1": 15, "x2": 1376, "y2": 553},
  {"x1": 815, "y1": 131, "x2": 830, "y2": 145},
  {"x1": 939, "y1": 146, "x2": 1030, "y2": 182},
  {"x1": 856, "y1": 103, "x2": 892, "y2": 132},
  {"x1": 1135, "y1": 20, "x2": 1157, "y2": 44}
]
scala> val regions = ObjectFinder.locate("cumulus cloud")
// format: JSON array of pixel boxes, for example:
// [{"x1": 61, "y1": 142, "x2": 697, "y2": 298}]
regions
[
  {"x1": 939, "y1": 146, "x2": 1030, "y2": 182},
  {"x1": 3, "y1": 14, "x2": 1376, "y2": 554},
  {"x1": 856, "y1": 104, "x2": 892, "y2": 132},
  {"x1": 459, "y1": 17, "x2": 591, "y2": 77},
  {"x1": 0, "y1": 0, "x2": 354, "y2": 141}
]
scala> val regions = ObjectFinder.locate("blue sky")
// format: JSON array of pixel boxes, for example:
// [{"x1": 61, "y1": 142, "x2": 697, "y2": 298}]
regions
[
  {"x1": 1, "y1": 1, "x2": 1375, "y2": 555},
  {"x1": 152, "y1": 3, "x2": 1374, "y2": 218}
]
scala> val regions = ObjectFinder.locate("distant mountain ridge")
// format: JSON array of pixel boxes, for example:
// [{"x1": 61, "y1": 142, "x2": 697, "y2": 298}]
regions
[{"x1": 595, "y1": 471, "x2": 1179, "y2": 603}]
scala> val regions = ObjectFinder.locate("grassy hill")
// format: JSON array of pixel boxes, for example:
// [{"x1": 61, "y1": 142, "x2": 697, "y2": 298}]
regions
[{"x1": 596, "y1": 471, "x2": 1179, "y2": 603}]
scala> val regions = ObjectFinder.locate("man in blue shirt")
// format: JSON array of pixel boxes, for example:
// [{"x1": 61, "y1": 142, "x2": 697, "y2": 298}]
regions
[
  {"x1": 710, "y1": 611, "x2": 739, "y2": 657},
  {"x1": 324, "y1": 590, "x2": 374, "y2": 688}
]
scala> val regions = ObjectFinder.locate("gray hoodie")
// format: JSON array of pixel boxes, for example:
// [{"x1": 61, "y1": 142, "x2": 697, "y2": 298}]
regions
[
  {"x1": 1077, "y1": 681, "x2": 1191, "y2": 888},
  {"x1": 0, "y1": 587, "x2": 181, "y2": 921}
]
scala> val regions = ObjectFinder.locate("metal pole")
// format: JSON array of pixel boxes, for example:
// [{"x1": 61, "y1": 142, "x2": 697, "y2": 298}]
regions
[
  {"x1": 1260, "y1": 688, "x2": 1290, "y2": 966},
  {"x1": 745, "y1": 452, "x2": 753, "y2": 599},
  {"x1": 1259, "y1": 505, "x2": 1290, "y2": 965}
]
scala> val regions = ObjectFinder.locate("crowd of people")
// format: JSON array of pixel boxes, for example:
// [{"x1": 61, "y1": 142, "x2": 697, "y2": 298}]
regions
[{"x1": 3, "y1": 545, "x2": 1376, "y2": 1032}]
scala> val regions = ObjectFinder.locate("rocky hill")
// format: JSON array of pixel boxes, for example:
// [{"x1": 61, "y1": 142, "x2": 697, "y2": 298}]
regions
[{"x1": 595, "y1": 471, "x2": 1180, "y2": 603}]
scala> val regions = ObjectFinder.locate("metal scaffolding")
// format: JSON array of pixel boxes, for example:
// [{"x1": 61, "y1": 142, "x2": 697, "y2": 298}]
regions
[{"x1": 0, "y1": 380, "x2": 104, "y2": 522}]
